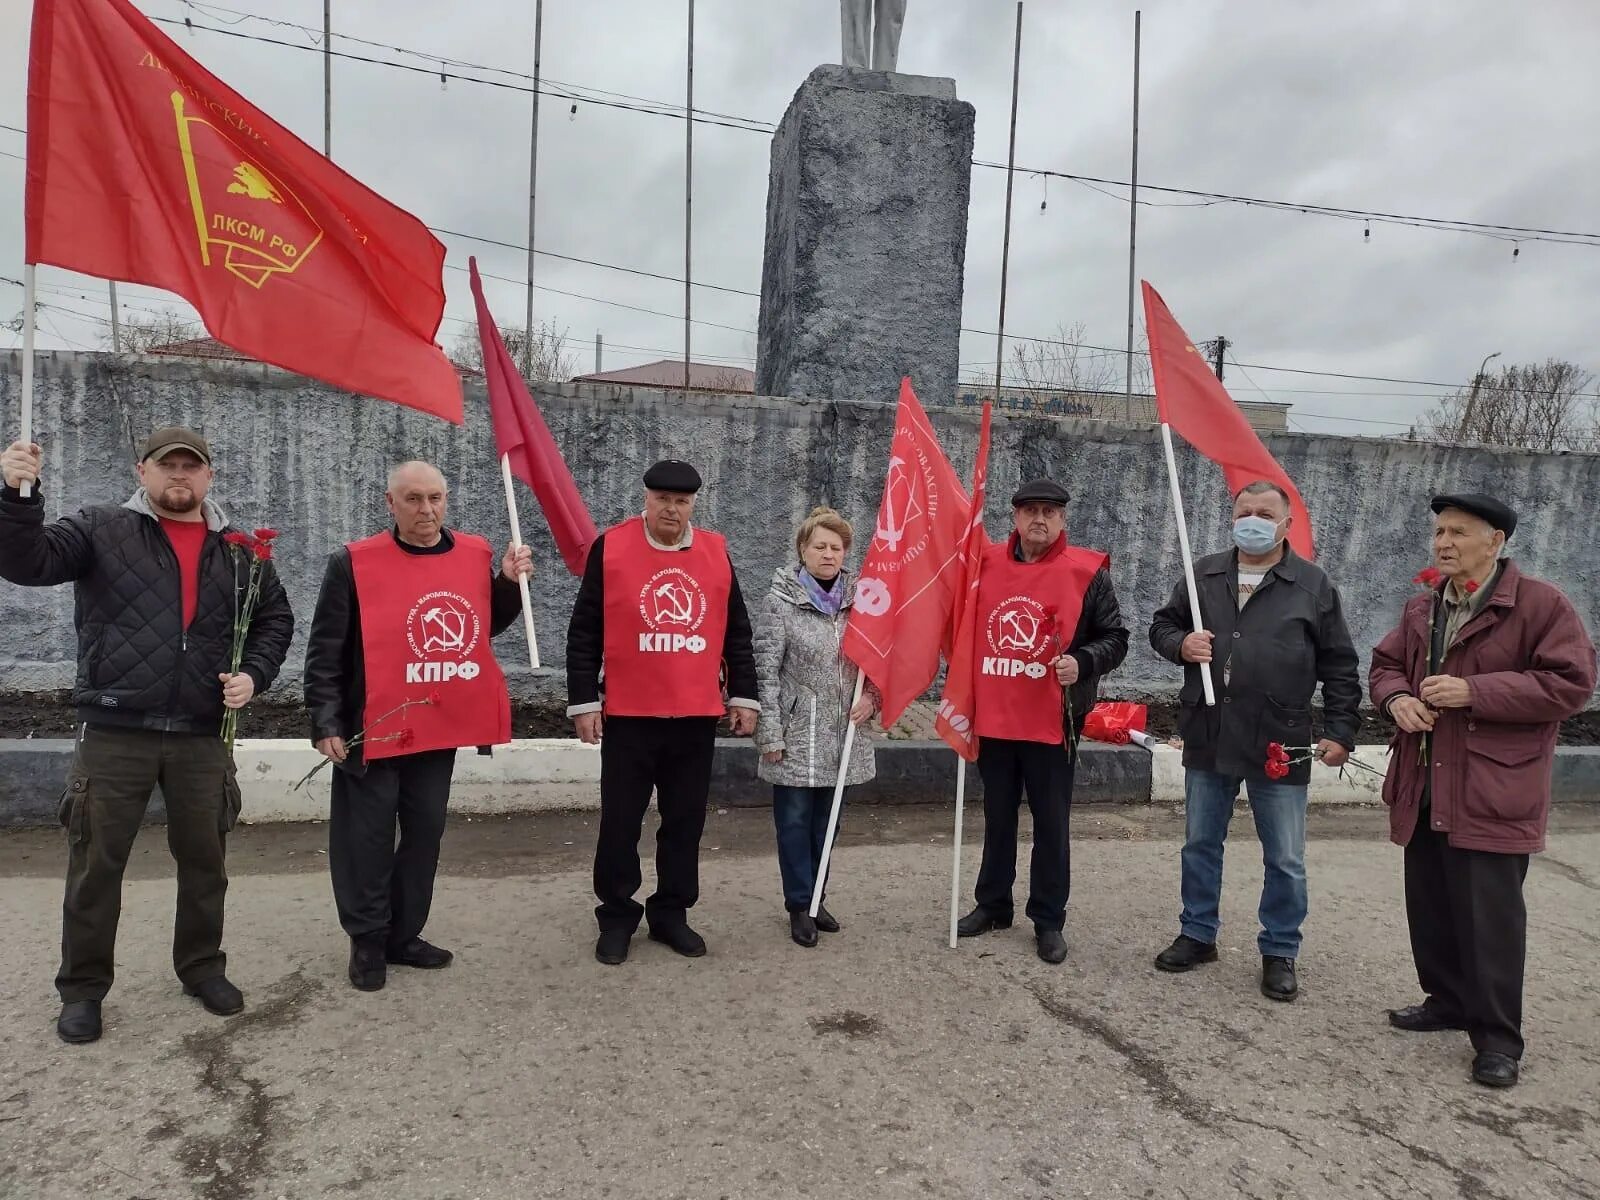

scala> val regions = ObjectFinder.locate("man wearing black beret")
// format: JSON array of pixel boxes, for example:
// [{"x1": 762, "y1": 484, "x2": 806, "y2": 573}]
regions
[
  {"x1": 1371, "y1": 492, "x2": 1595, "y2": 1088},
  {"x1": 955, "y1": 477, "x2": 1129, "y2": 963},
  {"x1": 566, "y1": 460, "x2": 760, "y2": 965}
]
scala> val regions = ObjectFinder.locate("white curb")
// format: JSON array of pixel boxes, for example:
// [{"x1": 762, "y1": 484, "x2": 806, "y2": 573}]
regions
[{"x1": 1149, "y1": 743, "x2": 1389, "y2": 805}]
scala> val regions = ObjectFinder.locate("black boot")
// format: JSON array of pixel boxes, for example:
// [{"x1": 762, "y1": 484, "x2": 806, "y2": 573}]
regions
[
  {"x1": 183, "y1": 976, "x2": 245, "y2": 1016},
  {"x1": 790, "y1": 911, "x2": 818, "y2": 947},
  {"x1": 595, "y1": 929, "x2": 631, "y2": 966},
  {"x1": 1035, "y1": 928, "x2": 1068, "y2": 964},
  {"x1": 348, "y1": 938, "x2": 387, "y2": 992},
  {"x1": 1261, "y1": 955, "x2": 1299, "y2": 1002},
  {"x1": 1471, "y1": 1052, "x2": 1519, "y2": 1089},
  {"x1": 387, "y1": 938, "x2": 453, "y2": 969},
  {"x1": 56, "y1": 999, "x2": 102, "y2": 1045},
  {"x1": 1388, "y1": 1003, "x2": 1465, "y2": 1032},
  {"x1": 813, "y1": 905, "x2": 842, "y2": 934},
  {"x1": 956, "y1": 906, "x2": 1012, "y2": 938},
  {"x1": 648, "y1": 922, "x2": 708, "y2": 958},
  {"x1": 1154, "y1": 934, "x2": 1218, "y2": 973}
]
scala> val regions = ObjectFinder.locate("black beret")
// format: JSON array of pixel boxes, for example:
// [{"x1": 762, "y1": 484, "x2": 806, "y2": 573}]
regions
[
  {"x1": 1430, "y1": 492, "x2": 1517, "y2": 539},
  {"x1": 643, "y1": 459, "x2": 702, "y2": 494},
  {"x1": 1010, "y1": 478, "x2": 1070, "y2": 507}
]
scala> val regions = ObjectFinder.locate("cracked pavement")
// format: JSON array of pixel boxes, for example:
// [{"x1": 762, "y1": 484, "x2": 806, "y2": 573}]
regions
[{"x1": 0, "y1": 805, "x2": 1596, "y2": 1199}]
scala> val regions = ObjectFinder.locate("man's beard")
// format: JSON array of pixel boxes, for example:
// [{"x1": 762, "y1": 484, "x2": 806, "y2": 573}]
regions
[{"x1": 159, "y1": 486, "x2": 200, "y2": 514}]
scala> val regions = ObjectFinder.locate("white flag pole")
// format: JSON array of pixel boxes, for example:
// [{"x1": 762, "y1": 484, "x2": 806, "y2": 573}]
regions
[
  {"x1": 948, "y1": 756, "x2": 967, "y2": 947},
  {"x1": 18, "y1": 265, "x2": 36, "y2": 500},
  {"x1": 1160, "y1": 422, "x2": 1215, "y2": 705},
  {"x1": 499, "y1": 452, "x2": 540, "y2": 670},
  {"x1": 808, "y1": 666, "x2": 865, "y2": 919}
]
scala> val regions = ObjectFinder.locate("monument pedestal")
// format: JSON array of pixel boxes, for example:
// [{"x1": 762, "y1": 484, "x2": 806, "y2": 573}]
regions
[{"x1": 756, "y1": 66, "x2": 975, "y2": 407}]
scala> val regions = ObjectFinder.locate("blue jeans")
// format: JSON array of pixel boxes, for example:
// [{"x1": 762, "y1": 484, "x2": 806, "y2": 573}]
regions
[
  {"x1": 773, "y1": 786, "x2": 841, "y2": 911},
  {"x1": 1179, "y1": 769, "x2": 1308, "y2": 958}
]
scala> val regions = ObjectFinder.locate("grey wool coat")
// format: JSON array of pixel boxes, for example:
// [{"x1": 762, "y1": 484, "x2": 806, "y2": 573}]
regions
[{"x1": 754, "y1": 566, "x2": 879, "y2": 788}]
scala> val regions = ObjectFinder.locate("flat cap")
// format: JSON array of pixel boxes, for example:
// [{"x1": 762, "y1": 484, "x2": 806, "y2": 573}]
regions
[
  {"x1": 139, "y1": 426, "x2": 211, "y2": 465},
  {"x1": 643, "y1": 459, "x2": 702, "y2": 494},
  {"x1": 1430, "y1": 492, "x2": 1517, "y2": 539},
  {"x1": 1010, "y1": 477, "x2": 1070, "y2": 507}
]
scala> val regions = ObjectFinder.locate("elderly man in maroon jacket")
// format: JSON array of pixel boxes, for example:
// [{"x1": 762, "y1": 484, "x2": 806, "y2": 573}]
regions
[{"x1": 1370, "y1": 492, "x2": 1596, "y2": 1090}]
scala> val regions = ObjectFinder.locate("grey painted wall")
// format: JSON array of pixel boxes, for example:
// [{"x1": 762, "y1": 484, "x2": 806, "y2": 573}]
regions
[{"x1": 1, "y1": 350, "x2": 1596, "y2": 710}]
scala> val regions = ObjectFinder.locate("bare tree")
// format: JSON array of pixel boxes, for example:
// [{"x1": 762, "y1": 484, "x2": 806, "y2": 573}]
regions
[
  {"x1": 98, "y1": 308, "x2": 202, "y2": 353},
  {"x1": 1415, "y1": 358, "x2": 1597, "y2": 453},
  {"x1": 450, "y1": 320, "x2": 577, "y2": 382},
  {"x1": 1006, "y1": 321, "x2": 1122, "y2": 400}
]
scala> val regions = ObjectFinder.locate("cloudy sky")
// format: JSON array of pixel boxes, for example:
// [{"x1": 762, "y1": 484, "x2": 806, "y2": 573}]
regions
[{"x1": 3, "y1": 0, "x2": 1598, "y2": 436}]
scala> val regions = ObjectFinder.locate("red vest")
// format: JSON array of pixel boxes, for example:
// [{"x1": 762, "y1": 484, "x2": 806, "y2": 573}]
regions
[
  {"x1": 972, "y1": 536, "x2": 1108, "y2": 745},
  {"x1": 601, "y1": 517, "x2": 731, "y2": 717},
  {"x1": 348, "y1": 531, "x2": 512, "y2": 760}
]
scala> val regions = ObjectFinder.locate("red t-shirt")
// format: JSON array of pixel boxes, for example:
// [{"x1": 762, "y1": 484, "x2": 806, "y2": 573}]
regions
[{"x1": 159, "y1": 517, "x2": 208, "y2": 630}]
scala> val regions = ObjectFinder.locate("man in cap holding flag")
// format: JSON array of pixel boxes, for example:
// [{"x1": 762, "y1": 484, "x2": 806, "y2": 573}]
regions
[
  {"x1": 955, "y1": 478, "x2": 1128, "y2": 963},
  {"x1": 1371, "y1": 492, "x2": 1594, "y2": 1089},
  {"x1": 567, "y1": 460, "x2": 760, "y2": 966}
]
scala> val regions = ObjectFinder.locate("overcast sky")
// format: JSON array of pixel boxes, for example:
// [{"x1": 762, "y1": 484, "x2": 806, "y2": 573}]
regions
[{"x1": 3, "y1": 0, "x2": 1598, "y2": 436}]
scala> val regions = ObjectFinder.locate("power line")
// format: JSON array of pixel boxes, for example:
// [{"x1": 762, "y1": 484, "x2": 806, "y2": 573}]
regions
[
  {"x1": 429, "y1": 228, "x2": 759, "y2": 297},
  {"x1": 147, "y1": 9, "x2": 1600, "y2": 249}
]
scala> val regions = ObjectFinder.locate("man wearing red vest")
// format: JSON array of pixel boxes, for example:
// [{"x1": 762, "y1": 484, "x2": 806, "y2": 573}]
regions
[
  {"x1": 304, "y1": 461, "x2": 530, "y2": 992},
  {"x1": 956, "y1": 479, "x2": 1129, "y2": 963},
  {"x1": 567, "y1": 460, "x2": 760, "y2": 966}
]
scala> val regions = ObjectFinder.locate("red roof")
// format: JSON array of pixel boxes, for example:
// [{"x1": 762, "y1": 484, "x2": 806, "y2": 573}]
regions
[{"x1": 571, "y1": 359, "x2": 754, "y2": 393}]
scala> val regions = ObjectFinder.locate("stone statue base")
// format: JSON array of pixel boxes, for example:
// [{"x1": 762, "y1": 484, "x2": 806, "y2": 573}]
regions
[{"x1": 756, "y1": 65, "x2": 975, "y2": 408}]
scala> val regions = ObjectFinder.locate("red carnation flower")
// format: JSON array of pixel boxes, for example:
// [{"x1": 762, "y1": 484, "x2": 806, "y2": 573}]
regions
[
  {"x1": 1266, "y1": 741, "x2": 1290, "y2": 763},
  {"x1": 253, "y1": 528, "x2": 280, "y2": 541},
  {"x1": 1413, "y1": 567, "x2": 1443, "y2": 588},
  {"x1": 1265, "y1": 759, "x2": 1290, "y2": 780},
  {"x1": 398, "y1": 728, "x2": 416, "y2": 749},
  {"x1": 426, "y1": 690, "x2": 443, "y2": 706},
  {"x1": 1464, "y1": 579, "x2": 1480, "y2": 595},
  {"x1": 223, "y1": 531, "x2": 252, "y2": 547},
  {"x1": 252, "y1": 542, "x2": 272, "y2": 561}
]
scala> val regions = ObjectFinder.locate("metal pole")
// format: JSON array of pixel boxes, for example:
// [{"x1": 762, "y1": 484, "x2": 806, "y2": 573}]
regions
[
  {"x1": 1458, "y1": 350, "x2": 1501, "y2": 439},
  {"x1": 18, "y1": 265, "x2": 35, "y2": 499},
  {"x1": 1211, "y1": 334, "x2": 1227, "y2": 381},
  {"x1": 684, "y1": 0, "x2": 694, "y2": 393},
  {"x1": 523, "y1": 0, "x2": 544, "y2": 378},
  {"x1": 994, "y1": 3, "x2": 1023, "y2": 413},
  {"x1": 594, "y1": 332, "x2": 603, "y2": 374},
  {"x1": 108, "y1": 282, "x2": 121, "y2": 354},
  {"x1": 1124, "y1": 10, "x2": 1141, "y2": 423},
  {"x1": 322, "y1": 0, "x2": 331, "y2": 157},
  {"x1": 809, "y1": 668, "x2": 865, "y2": 918}
]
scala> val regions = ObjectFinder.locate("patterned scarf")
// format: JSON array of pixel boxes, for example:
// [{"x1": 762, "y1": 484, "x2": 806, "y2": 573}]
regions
[{"x1": 798, "y1": 566, "x2": 845, "y2": 616}]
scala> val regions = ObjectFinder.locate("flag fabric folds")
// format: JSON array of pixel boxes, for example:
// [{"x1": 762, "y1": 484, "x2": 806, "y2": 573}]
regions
[
  {"x1": 25, "y1": 0, "x2": 462, "y2": 422},
  {"x1": 843, "y1": 378, "x2": 971, "y2": 729},
  {"x1": 1142, "y1": 281, "x2": 1315, "y2": 558},
  {"x1": 468, "y1": 258, "x2": 597, "y2": 576},
  {"x1": 934, "y1": 402, "x2": 992, "y2": 761}
]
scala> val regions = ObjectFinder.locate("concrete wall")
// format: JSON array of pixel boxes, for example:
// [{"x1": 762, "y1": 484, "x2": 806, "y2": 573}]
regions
[{"x1": 1, "y1": 350, "x2": 1597, "y2": 709}]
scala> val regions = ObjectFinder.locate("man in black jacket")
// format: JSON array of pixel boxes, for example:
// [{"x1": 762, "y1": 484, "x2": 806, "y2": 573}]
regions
[
  {"x1": 304, "y1": 461, "x2": 529, "y2": 992},
  {"x1": 567, "y1": 460, "x2": 759, "y2": 965},
  {"x1": 954, "y1": 478, "x2": 1130, "y2": 963},
  {"x1": 0, "y1": 429, "x2": 294, "y2": 1044},
  {"x1": 1148, "y1": 480, "x2": 1360, "y2": 1002}
]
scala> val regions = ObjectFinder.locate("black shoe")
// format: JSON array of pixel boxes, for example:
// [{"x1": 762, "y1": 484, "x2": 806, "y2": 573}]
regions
[
  {"x1": 813, "y1": 905, "x2": 842, "y2": 934},
  {"x1": 595, "y1": 929, "x2": 631, "y2": 966},
  {"x1": 1154, "y1": 934, "x2": 1218, "y2": 973},
  {"x1": 1388, "y1": 1003, "x2": 1465, "y2": 1033},
  {"x1": 956, "y1": 906, "x2": 1013, "y2": 938},
  {"x1": 184, "y1": 976, "x2": 245, "y2": 1016},
  {"x1": 1261, "y1": 955, "x2": 1298, "y2": 1002},
  {"x1": 386, "y1": 938, "x2": 453, "y2": 969},
  {"x1": 348, "y1": 940, "x2": 387, "y2": 991},
  {"x1": 648, "y1": 923, "x2": 708, "y2": 958},
  {"x1": 1471, "y1": 1052, "x2": 1519, "y2": 1089},
  {"x1": 1035, "y1": 929, "x2": 1068, "y2": 964},
  {"x1": 790, "y1": 911, "x2": 818, "y2": 947},
  {"x1": 56, "y1": 999, "x2": 102, "y2": 1045}
]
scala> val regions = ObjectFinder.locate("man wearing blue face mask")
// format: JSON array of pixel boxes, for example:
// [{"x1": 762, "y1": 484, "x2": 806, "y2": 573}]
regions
[{"x1": 1148, "y1": 480, "x2": 1361, "y2": 1002}]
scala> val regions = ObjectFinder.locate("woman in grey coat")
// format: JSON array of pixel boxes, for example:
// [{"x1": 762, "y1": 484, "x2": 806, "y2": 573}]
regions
[{"x1": 754, "y1": 507, "x2": 879, "y2": 947}]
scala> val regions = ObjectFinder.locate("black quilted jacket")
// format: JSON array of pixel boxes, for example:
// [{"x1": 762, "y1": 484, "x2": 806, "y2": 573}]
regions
[{"x1": 0, "y1": 485, "x2": 295, "y2": 734}]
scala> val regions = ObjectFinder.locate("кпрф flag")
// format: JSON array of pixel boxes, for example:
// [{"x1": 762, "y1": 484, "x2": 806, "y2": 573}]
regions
[{"x1": 25, "y1": 0, "x2": 462, "y2": 421}]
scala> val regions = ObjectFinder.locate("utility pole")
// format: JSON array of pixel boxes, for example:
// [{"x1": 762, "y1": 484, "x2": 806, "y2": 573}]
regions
[
  {"x1": 1210, "y1": 335, "x2": 1228, "y2": 381},
  {"x1": 994, "y1": 3, "x2": 1024, "y2": 413},
  {"x1": 683, "y1": 0, "x2": 694, "y2": 392},
  {"x1": 523, "y1": 0, "x2": 544, "y2": 378},
  {"x1": 1123, "y1": 10, "x2": 1141, "y2": 424},
  {"x1": 322, "y1": 0, "x2": 332, "y2": 157},
  {"x1": 1458, "y1": 350, "x2": 1501, "y2": 440},
  {"x1": 594, "y1": 332, "x2": 603, "y2": 374}
]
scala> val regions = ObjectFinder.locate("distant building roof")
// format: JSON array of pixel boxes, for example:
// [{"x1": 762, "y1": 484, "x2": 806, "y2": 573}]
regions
[{"x1": 571, "y1": 359, "x2": 754, "y2": 393}]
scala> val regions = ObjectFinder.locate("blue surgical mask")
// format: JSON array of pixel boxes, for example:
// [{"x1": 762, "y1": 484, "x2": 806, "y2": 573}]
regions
[{"x1": 1233, "y1": 515, "x2": 1281, "y2": 556}]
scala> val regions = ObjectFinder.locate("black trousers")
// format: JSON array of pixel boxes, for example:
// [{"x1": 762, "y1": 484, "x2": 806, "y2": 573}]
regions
[
  {"x1": 1404, "y1": 823, "x2": 1530, "y2": 1058},
  {"x1": 974, "y1": 737, "x2": 1075, "y2": 931},
  {"x1": 594, "y1": 716, "x2": 717, "y2": 934},
  {"x1": 56, "y1": 726, "x2": 231, "y2": 1003},
  {"x1": 329, "y1": 748, "x2": 457, "y2": 948}
]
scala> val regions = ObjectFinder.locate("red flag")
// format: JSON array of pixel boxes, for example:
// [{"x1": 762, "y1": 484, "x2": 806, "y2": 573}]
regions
[
  {"x1": 1142, "y1": 282, "x2": 1314, "y2": 558},
  {"x1": 25, "y1": 0, "x2": 462, "y2": 422},
  {"x1": 843, "y1": 379, "x2": 971, "y2": 729},
  {"x1": 934, "y1": 402, "x2": 992, "y2": 761},
  {"x1": 468, "y1": 259, "x2": 597, "y2": 576}
]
